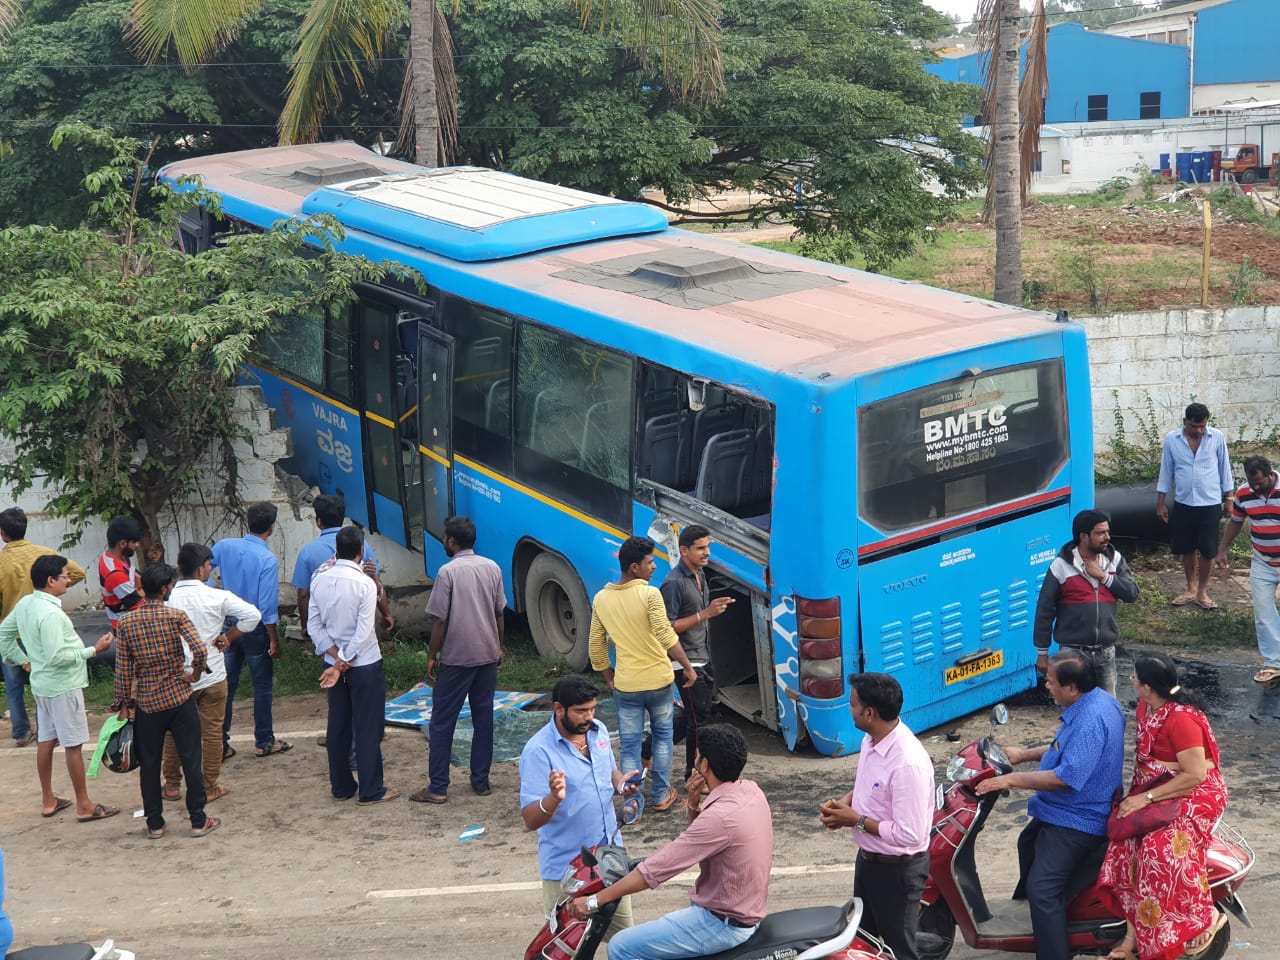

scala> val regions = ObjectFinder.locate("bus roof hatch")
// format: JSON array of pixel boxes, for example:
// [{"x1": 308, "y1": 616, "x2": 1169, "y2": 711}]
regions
[{"x1": 299, "y1": 167, "x2": 669, "y2": 262}]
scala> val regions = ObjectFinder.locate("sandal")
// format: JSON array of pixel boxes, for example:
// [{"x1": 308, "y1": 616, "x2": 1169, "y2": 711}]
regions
[
  {"x1": 76, "y1": 803, "x2": 120, "y2": 823},
  {"x1": 222, "y1": 745, "x2": 237, "y2": 761},
  {"x1": 145, "y1": 826, "x2": 165, "y2": 840},
  {"x1": 162, "y1": 786, "x2": 182, "y2": 802},
  {"x1": 1106, "y1": 935, "x2": 1136, "y2": 960},
  {"x1": 1185, "y1": 911, "x2": 1228, "y2": 955},
  {"x1": 206, "y1": 784, "x2": 231, "y2": 803},
  {"x1": 41, "y1": 797, "x2": 72, "y2": 818},
  {"x1": 254, "y1": 739, "x2": 293, "y2": 757},
  {"x1": 409, "y1": 788, "x2": 447, "y2": 804},
  {"x1": 1253, "y1": 666, "x2": 1280, "y2": 684},
  {"x1": 190, "y1": 816, "x2": 221, "y2": 838},
  {"x1": 357, "y1": 788, "x2": 401, "y2": 806},
  {"x1": 651, "y1": 787, "x2": 679, "y2": 812}
]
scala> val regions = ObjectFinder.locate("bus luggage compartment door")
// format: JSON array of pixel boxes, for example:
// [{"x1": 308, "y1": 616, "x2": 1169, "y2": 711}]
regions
[{"x1": 855, "y1": 507, "x2": 1068, "y2": 734}]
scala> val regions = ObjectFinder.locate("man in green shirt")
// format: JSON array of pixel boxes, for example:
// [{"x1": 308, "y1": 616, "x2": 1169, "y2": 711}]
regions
[{"x1": 0, "y1": 554, "x2": 117, "y2": 821}]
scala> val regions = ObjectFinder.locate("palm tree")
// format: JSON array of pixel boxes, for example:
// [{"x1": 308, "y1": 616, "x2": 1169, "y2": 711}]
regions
[
  {"x1": 977, "y1": 0, "x2": 1047, "y2": 307},
  {"x1": 125, "y1": 0, "x2": 724, "y2": 165}
]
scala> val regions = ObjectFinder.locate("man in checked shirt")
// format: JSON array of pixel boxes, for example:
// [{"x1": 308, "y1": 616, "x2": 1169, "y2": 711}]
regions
[{"x1": 114, "y1": 563, "x2": 220, "y2": 839}]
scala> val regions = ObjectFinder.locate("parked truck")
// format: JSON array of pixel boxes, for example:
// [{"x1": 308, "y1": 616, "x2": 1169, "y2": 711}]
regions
[{"x1": 1223, "y1": 142, "x2": 1278, "y2": 184}]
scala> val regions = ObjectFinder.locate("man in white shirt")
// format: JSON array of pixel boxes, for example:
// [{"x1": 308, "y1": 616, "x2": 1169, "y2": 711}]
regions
[
  {"x1": 163, "y1": 542, "x2": 261, "y2": 804},
  {"x1": 312, "y1": 526, "x2": 398, "y2": 805}
]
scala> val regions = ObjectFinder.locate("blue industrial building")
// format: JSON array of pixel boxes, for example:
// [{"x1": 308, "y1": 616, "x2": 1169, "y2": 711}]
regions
[
  {"x1": 1192, "y1": 0, "x2": 1280, "y2": 92},
  {"x1": 927, "y1": 22, "x2": 1190, "y2": 124}
]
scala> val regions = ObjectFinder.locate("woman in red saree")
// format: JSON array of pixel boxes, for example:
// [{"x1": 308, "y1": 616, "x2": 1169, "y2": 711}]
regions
[{"x1": 1099, "y1": 654, "x2": 1228, "y2": 960}]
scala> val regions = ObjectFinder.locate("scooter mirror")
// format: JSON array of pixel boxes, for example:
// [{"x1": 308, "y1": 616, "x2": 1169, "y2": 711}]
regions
[{"x1": 991, "y1": 704, "x2": 1009, "y2": 726}]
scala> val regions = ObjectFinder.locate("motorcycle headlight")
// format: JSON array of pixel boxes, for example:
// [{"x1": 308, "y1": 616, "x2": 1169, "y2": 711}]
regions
[
  {"x1": 560, "y1": 864, "x2": 587, "y2": 896},
  {"x1": 947, "y1": 755, "x2": 983, "y2": 784}
]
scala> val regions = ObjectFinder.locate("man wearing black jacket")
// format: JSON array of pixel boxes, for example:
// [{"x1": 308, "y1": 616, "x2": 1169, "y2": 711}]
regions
[{"x1": 1033, "y1": 509, "x2": 1139, "y2": 697}]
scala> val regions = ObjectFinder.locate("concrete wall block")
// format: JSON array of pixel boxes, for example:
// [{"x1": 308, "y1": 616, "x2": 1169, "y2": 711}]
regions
[
  {"x1": 1227, "y1": 329, "x2": 1280, "y2": 359},
  {"x1": 1083, "y1": 315, "x2": 1120, "y2": 340}
]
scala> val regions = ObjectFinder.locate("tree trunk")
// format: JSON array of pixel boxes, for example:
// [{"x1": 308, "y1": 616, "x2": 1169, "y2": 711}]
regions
[
  {"x1": 411, "y1": 0, "x2": 439, "y2": 167},
  {"x1": 992, "y1": 0, "x2": 1022, "y2": 306}
]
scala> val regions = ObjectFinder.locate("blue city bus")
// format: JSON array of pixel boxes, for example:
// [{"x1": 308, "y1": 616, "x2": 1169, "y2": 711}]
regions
[{"x1": 161, "y1": 142, "x2": 1093, "y2": 755}]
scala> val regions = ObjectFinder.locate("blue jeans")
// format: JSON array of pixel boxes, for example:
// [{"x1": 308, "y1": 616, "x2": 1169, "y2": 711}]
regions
[
  {"x1": 607, "y1": 904, "x2": 754, "y2": 960},
  {"x1": 615, "y1": 684, "x2": 675, "y2": 807},
  {"x1": 428, "y1": 661, "x2": 498, "y2": 795},
  {"x1": 1251, "y1": 556, "x2": 1280, "y2": 667},
  {"x1": 222, "y1": 626, "x2": 275, "y2": 750},
  {"x1": 2, "y1": 659, "x2": 30, "y2": 741}
]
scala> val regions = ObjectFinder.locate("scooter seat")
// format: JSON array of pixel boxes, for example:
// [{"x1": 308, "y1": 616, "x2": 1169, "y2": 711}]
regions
[
  {"x1": 6, "y1": 946, "x2": 97, "y2": 960},
  {"x1": 702, "y1": 905, "x2": 848, "y2": 960}
]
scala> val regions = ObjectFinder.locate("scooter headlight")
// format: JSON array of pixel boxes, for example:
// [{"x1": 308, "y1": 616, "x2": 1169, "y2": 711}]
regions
[
  {"x1": 560, "y1": 865, "x2": 587, "y2": 895},
  {"x1": 947, "y1": 755, "x2": 983, "y2": 784}
]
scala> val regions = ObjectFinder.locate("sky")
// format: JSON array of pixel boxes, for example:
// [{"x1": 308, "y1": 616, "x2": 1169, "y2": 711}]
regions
[{"x1": 924, "y1": 0, "x2": 980, "y2": 22}]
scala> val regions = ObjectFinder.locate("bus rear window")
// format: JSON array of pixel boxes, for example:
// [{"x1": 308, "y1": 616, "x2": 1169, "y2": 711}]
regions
[{"x1": 858, "y1": 360, "x2": 1068, "y2": 532}]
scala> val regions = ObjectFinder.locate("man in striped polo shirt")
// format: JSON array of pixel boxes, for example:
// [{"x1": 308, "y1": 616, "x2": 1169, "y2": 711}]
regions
[{"x1": 1217, "y1": 455, "x2": 1280, "y2": 685}]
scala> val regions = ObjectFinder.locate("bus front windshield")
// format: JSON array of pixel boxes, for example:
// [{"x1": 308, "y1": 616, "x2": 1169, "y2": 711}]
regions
[{"x1": 858, "y1": 359, "x2": 1069, "y2": 532}]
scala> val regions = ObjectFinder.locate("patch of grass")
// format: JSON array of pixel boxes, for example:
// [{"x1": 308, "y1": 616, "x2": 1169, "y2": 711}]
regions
[{"x1": 1168, "y1": 607, "x2": 1255, "y2": 647}]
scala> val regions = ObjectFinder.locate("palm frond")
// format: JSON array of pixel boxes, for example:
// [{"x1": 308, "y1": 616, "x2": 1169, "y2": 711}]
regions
[
  {"x1": 0, "y1": 0, "x2": 19, "y2": 51},
  {"x1": 571, "y1": 0, "x2": 724, "y2": 103},
  {"x1": 1018, "y1": 0, "x2": 1048, "y2": 206},
  {"x1": 397, "y1": 2, "x2": 459, "y2": 165},
  {"x1": 279, "y1": 0, "x2": 408, "y2": 145},
  {"x1": 126, "y1": 0, "x2": 261, "y2": 65}
]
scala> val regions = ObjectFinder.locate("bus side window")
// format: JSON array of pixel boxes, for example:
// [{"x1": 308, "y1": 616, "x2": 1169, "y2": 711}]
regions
[
  {"x1": 258, "y1": 305, "x2": 326, "y2": 388},
  {"x1": 515, "y1": 324, "x2": 633, "y2": 525},
  {"x1": 443, "y1": 298, "x2": 515, "y2": 472}
]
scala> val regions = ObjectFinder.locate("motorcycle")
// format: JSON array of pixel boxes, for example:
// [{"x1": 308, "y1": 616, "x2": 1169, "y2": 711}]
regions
[
  {"x1": 917, "y1": 705, "x2": 1254, "y2": 960},
  {"x1": 7, "y1": 942, "x2": 134, "y2": 960},
  {"x1": 526, "y1": 844, "x2": 890, "y2": 960}
]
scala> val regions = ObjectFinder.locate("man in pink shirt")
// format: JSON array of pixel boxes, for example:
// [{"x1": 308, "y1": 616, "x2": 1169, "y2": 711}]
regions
[
  {"x1": 820, "y1": 672, "x2": 935, "y2": 960},
  {"x1": 568, "y1": 724, "x2": 773, "y2": 959}
]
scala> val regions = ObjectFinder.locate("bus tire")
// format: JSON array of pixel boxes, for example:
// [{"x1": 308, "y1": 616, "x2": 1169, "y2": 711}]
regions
[{"x1": 525, "y1": 552, "x2": 591, "y2": 669}]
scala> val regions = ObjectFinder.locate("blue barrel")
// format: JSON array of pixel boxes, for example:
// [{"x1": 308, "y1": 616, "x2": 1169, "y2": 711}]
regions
[{"x1": 1176, "y1": 152, "x2": 1193, "y2": 183}]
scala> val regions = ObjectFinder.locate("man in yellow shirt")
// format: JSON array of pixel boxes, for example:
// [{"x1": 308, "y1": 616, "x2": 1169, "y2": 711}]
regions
[
  {"x1": 0, "y1": 508, "x2": 87, "y2": 746},
  {"x1": 589, "y1": 536, "x2": 697, "y2": 822}
]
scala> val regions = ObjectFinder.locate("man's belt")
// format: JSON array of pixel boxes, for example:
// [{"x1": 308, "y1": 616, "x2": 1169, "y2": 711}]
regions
[
  {"x1": 857, "y1": 850, "x2": 927, "y2": 865},
  {"x1": 706, "y1": 908, "x2": 755, "y2": 928}
]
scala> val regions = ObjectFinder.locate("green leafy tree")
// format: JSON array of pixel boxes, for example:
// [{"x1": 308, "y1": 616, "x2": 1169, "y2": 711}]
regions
[
  {"x1": 124, "y1": 0, "x2": 725, "y2": 165},
  {"x1": 0, "y1": 124, "x2": 387, "y2": 552},
  {"x1": 453, "y1": 0, "x2": 983, "y2": 270}
]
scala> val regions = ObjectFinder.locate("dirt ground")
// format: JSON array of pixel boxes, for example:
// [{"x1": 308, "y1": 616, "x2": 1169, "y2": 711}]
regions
[{"x1": 2, "y1": 649, "x2": 1277, "y2": 960}]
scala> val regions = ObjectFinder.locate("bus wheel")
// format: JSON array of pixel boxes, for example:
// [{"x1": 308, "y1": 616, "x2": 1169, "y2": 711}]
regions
[{"x1": 526, "y1": 552, "x2": 591, "y2": 669}]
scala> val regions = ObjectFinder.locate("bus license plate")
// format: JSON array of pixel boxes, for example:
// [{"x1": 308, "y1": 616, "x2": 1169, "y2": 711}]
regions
[{"x1": 945, "y1": 650, "x2": 1004, "y2": 685}]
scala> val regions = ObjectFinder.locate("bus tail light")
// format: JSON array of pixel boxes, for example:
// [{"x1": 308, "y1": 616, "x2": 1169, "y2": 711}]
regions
[{"x1": 797, "y1": 596, "x2": 843, "y2": 700}]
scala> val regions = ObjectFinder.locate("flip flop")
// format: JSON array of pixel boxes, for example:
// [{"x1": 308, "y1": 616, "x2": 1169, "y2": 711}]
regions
[
  {"x1": 222, "y1": 745, "x2": 237, "y2": 761},
  {"x1": 409, "y1": 788, "x2": 447, "y2": 804},
  {"x1": 77, "y1": 803, "x2": 120, "y2": 823},
  {"x1": 145, "y1": 826, "x2": 165, "y2": 840},
  {"x1": 651, "y1": 787, "x2": 679, "y2": 812},
  {"x1": 254, "y1": 739, "x2": 293, "y2": 757},
  {"x1": 1185, "y1": 911, "x2": 1228, "y2": 954},
  {"x1": 190, "y1": 816, "x2": 221, "y2": 838},
  {"x1": 206, "y1": 784, "x2": 231, "y2": 803},
  {"x1": 1253, "y1": 667, "x2": 1280, "y2": 684},
  {"x1": 162, "y1": 786, "x2": 182, "y2": 802},
  {"x1": 358, "y1": 788, "x2": 401, "y2": 806},
  {"x1": 1171, "y1": 594, "x2": 1196, "y2": 607},
  {"x1": 1195, "y1": 599, "x2": 1220, "y2": 611},
  {"x1": 41, "y1": 797, "x2": 72, "y2": 818}
]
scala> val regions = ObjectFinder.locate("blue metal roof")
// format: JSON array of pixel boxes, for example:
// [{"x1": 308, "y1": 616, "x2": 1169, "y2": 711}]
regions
[{"x1": 299, "y1": 166, "x2": 669, "y2": 262}]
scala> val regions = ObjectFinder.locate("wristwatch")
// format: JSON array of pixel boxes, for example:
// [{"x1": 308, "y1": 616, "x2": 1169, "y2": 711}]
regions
[
  {"x1": 855, "y1": 815, "x2": 867, "y2": 833},
  {"x1": 586, "y1": 895, "x2": 599, "y2": 912},
  {"x1": 1146, "y1": 792, "x2": 1156, "y2": 804}
]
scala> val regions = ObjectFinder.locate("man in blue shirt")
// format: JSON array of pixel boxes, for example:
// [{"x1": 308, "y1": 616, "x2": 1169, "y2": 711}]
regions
[
  {"x1": 292, "y1": 494, "x2": 391, "y2": 648},
  {"x1": 519, "y1": 675, "x2": 640, "y2": 940},
  {"x1": 975, "y1": 651, "x2": 1124, "y2": 960},
  {"x1": 1156, "y1": 402, "x2": 1234, "y2": 611},
  {"x1": 211, "y1": 502, "x2": 290, "y2": 758}
]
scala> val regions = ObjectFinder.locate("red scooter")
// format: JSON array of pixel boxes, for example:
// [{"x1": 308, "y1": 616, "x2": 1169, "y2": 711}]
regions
[
  {"x1": 526, "y1": 844, "x2": 890, "y2": 960},
  {"x1": 917, "y1": 706, "x2": 1254, "y2": 960}
]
